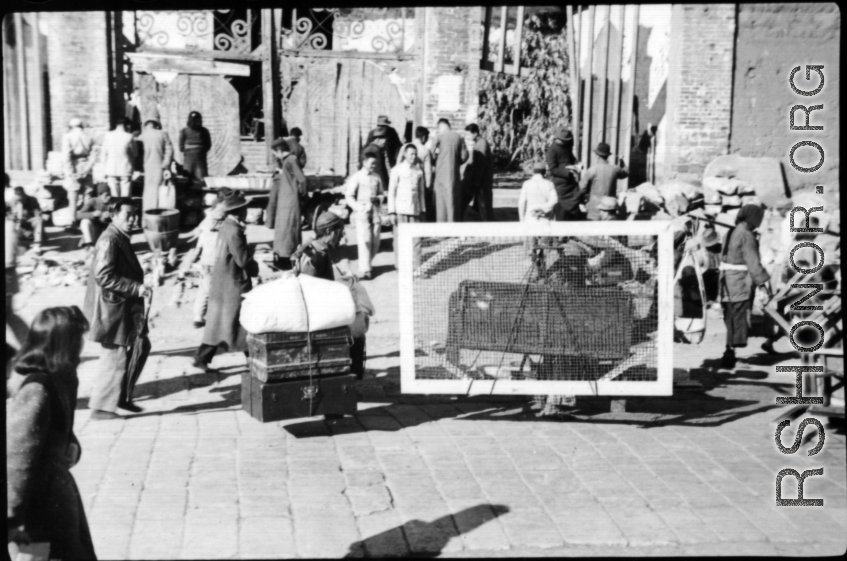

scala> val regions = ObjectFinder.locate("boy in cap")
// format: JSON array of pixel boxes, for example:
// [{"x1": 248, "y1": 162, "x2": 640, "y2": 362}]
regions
[
  {"x1": 518, "y1": 162, "x2": 559, "y2": 257},
  {"x1": 579, "y1": 142, "x2": 628, "y2": 221},
  {"x1": 291, "y1": 211, "x2": 346, "y2": 281},
  {"x1": 345, "y1": 155, "x2": 384, "y2": 280}
]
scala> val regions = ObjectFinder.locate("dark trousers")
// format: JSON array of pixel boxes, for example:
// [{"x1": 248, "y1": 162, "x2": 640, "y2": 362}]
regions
[
  {"x1": 195, "y1": 343, "x2": 218, "y2": 366},
  {"x1": 350, "y1": 337, "x2": 366, "y2": 380},
  {"x1": 556, "y1": 205, "x2": 584, "y2": 221},
  {"x1": 470, "y1": 186, "x2": 494, "y2": 221},
  {"x1": 273, "y1": 253, "x2": 293, "y2": 271},
  {"x1": 723, "y1": 300, "x2": 750, "y2": 348}
]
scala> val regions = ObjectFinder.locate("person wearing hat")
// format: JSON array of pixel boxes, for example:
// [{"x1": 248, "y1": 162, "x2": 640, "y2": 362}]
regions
[
  {"x1": 366, "y1": 115, "x2": 403, "y2": 168},
  {"x1": 432, "y1": 118, "x2": 469, "y2": 222},
  {"x1": 718, "y1": 204, "x2": 772, "y2": 369},
  {"x1": 518, "y1": 162, "x2": 558, "y2": 256},
  {"x1": 579, "y1": 141, "x2": 629, "y2": 221},
  {"x1": 84, "y1": 197, "x2": 152, "y2": 419},
  {"x1": 345, "y1": 153, "x2": 385, "y2": 280},
  {"x1": 545, "y1": 126, "x2": 582, "y2": 221},
  {"x1": 62, "y1": 117, "x2": 96, "y2": 222},
  {"x1": 268, "y1": 137, "x2": 307, "y2": 270},
  {"x1": 138, "y1": 118, "x2": 174, "y2": 212},
  {"x1": 291, "y1": 211, "x2": 345, "y2": 281},
  {"x1": 77, "y1": 183, "x2": 113, "y2": 251},
  {"x1": 284, "y1": 127, "x2": 308, "y2": 170},
  {"x1": 184, "y1": 190, "x2": 226, "y2": 327},
  {"x1": 179, "y1": 111, "x2": 212, "y2": 181},
  {"x1": 194, "y1": 189, "x2": 259, "y2": 371},
  {"x1": 387, "y1": 143, "x2": 426, "y2": 269},
  {"x1": 360, "y1": 129, "x2": 391, "y2": 189},
  {"x1": 99, "y1": 117, "x2": 138, "y2": 198}
]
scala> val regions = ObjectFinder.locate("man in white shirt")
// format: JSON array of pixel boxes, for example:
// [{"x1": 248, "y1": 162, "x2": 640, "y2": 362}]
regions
[
  {"x1": 518, "y1": 162, "x2": 559, "y2": 258},
  {"x1": 388, "y1": 144, "x2": 425, "y2": 269},
  {"x1": 99, "y1": 117, "x2": 138, "y2": 198},
  {"x1": 345, "y1": 155, "x2": 384, "y2": 280}
]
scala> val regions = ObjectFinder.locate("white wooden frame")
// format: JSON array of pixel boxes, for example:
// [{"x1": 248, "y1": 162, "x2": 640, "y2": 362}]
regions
[{"x1": 398, "y1": 221, "x2": 675, "y2": 397}]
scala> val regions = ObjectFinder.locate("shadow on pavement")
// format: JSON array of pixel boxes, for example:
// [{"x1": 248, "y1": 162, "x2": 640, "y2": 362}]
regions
[
  {"x1": 344, "y1": 504, "x2": 510, "y2": 558},
  {"x1": 75, "y1": 366, "x2": 244, "y2": 412}
]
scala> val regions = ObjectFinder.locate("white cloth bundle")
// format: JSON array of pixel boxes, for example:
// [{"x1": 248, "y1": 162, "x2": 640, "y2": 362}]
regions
[{"x1": 240, "y1": 272, "x2": 356, "y2": 333}]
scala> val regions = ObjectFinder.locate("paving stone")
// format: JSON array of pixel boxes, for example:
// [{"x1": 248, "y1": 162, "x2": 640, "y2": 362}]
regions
[
  {"x1": 343, "y1": 469, "x2": 386, "y2": 488},
  {"x1": 606, "y1": 506, "x2": 677, "y2": 546},
  {"x1": 696, "y1": 507, "x2": 769, "y2": 543},
  {"x1": 181, "y1": 514, "x2": 239, "y2": 559},
  {"x1": 238, "y1": 516, "x2": 297, "y2": 559},
  {"x1": 498, "y1": 507, "x2": 564, "y2": 549},
  {"x1": 345, "y1": 485, "x2": 394, "y2": 515},
  {"x1": 293, "y1": 508, "x2": 361, "y2": 558},
  {"x1": 550, "y1": 506, "x2": 628, "y2": 546},
  {"x1": 128, "y1": 518, "x2": 185, "y2": 559}
]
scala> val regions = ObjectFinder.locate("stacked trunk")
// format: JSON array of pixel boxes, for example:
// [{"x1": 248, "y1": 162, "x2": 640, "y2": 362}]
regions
[{"x1": 242, "y1": 326, "x2": 357, "y2": 422}]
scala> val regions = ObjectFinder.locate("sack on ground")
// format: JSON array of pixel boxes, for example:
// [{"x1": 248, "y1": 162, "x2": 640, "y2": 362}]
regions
[{"x1": 240, "y1": 272, "x2": 356, "y2": 333}]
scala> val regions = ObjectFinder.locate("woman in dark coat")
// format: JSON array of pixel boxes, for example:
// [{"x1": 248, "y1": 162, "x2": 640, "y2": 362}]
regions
[
  {"x1": 7, "y1": 306, "x2": 97, "y2": 560},
  {"x1": 178, "y1": 111, "x2": 212, "y2": 181},
  {"x1": 193, "y1": 190, "x2": 258, "y2": 370},
  {"x1": 267, "y1": 138, "x2": 307, "y2": 270},
  {"x1": 719, "y1": 204, "x2": 771, "y2": 368}
]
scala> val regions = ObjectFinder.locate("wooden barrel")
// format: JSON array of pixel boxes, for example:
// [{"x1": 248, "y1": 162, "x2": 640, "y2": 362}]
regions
[
  {"x1": 143, "y1": 209, "x2": 180, "y2": 254},
  {"x1": 143, "y1": 209, "x2": 180, "y2": 232}
]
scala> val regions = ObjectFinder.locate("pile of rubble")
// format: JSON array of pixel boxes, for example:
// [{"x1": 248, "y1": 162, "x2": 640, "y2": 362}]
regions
[{"x1": 623, "y1": 155, "x2": 840, "y2": 288}]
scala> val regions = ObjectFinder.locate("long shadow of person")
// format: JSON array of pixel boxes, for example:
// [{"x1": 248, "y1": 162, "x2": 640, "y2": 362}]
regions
[{"x1": 345, "y1": 504, "x2": 510, "y2": 558}]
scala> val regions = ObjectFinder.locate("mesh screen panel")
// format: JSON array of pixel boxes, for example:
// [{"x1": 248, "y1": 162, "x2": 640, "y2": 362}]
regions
[{"x1": 399, "y1": 223, "x2": 673, "y2": 395}]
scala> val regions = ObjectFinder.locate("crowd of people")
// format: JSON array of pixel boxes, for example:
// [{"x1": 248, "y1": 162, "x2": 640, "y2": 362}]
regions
[{"x1": 6, "y1": 109, "x2": 781, "y2": 556}]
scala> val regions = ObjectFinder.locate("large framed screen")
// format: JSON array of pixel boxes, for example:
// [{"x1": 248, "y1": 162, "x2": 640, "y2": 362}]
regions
[{"x1": 397, "y1": 221, "x2": 675, "y2": 396}]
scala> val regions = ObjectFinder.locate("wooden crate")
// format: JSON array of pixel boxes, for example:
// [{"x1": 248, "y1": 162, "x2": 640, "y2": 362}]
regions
[
  {"x1": 241, "y1": 372, "x2": 358, "y2": 422},
  {"x1": 246, "y1": 326, "x2": 352, "y2": 383}
]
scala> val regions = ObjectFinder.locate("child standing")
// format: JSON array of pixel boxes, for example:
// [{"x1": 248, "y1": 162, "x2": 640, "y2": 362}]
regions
[{"x1": 186, "y1": 192, "x2": 226, "y2": 327}]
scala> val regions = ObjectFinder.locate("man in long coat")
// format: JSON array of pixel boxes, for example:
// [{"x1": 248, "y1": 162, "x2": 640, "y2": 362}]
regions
[
  {"x1": 267, "y1": 138, "x2": 307, "y2": 270},
  {"x1": 138, "y1": 118, "x2": 174, "y2": 212},
  {"x1": 719, "y1": 204, "x2": 771, "y2": 369},
  {"x1": 194, "y1": 190, "x2": 258, "y2": 370},
  {"x1": 432, "y1": 118, "x2": 469, "y2": 222},
  {"x1": 463, "y1": 124, "x2": 495, "y2": 221},
  {"x1": 546, "y1": 127, "x2": 582, "y2": 221},
  {"x1": 366, "y1": 115, "x2": 403, "y2": 168},
  {"x1": 83, "y1": 197, "x2": 151, "y2": 419}
]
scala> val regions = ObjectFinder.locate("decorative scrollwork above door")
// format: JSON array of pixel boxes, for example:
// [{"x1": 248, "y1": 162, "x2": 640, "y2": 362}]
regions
[
  {"x1": 280, "y1": 8, "x2": 414, "y2": 54},
  {"x1": 134, "y1": 9, "x2": 261, "y2": 54}
]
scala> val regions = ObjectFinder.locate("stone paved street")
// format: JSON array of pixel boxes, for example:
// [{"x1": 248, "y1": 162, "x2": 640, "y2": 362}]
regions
[{"x1": 10, "y1": 222, "x2": 847, "y2": 558}]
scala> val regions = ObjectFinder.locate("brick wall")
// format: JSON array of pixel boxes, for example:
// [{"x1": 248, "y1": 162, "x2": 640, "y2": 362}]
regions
[
  {"x1": 662, "y1": 4, "x2": 735, "y2": 183},
  {"x1": 42, "y1": 12, "x2": 112, "y2": 148},
  {"x1": 239, "y1": 139, "x2": 267, "y2": 173},
  {"x1": 731, "y1": 3, "x2": 839, "y2": 192},
  {"x1": 420, "y1": 7, "x2": 482, "y2": 128}
]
